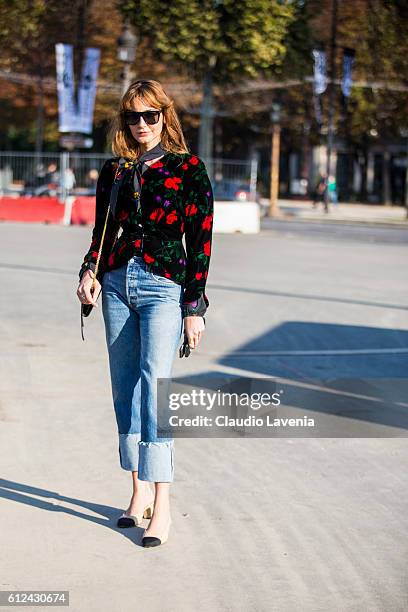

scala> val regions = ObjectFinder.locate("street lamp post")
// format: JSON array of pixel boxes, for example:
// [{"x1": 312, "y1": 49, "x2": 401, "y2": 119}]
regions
[
  {"x1": 324, "y1": 0, "x2": 338, "y2": 213},
  {"x1": 400, "y1": 128, "x2": 408, "y2": 219},
  {"x1": 198, "y1": 54, "x2": 217, "y2": 169},
  {"x1": 117, "y1": 22, "x2": 137, "y2": 97},
  {"x1": 268, "y1": 102, "x2": 281, "y2": 218},
  {"x1": 405, "y1": 136, "x2": 408, "y2": 219}
]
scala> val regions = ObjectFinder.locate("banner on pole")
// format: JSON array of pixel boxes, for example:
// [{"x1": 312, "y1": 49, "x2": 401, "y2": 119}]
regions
[
  {"x1": 312, "y1": 48, "x2": 327, "y2": 95},
  {"x1": 341, "y1": 48, "x2": 355, "y2": 98},
  {"x1": 55, "y1": 43, "x2": 76, "y2": 132},
  {"x1": 77, "y1": 47, "x2": 100, "y2": 134},
  {"x1": 55, "y1": 43, "x2": 100, "y2": 135}
]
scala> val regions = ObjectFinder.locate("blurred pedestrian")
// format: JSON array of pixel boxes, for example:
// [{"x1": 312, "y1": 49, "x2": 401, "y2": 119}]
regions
[
  {"x1": 62, "y1": 167, "x2": 76, "y2": 194},
  {"x1": 44, "y1": 162, "x2": 59, "y2": 184},
  {"x1": 33, "y1": 162, "x2": 60, "y2": 196},
  {"x1": 328, "y1": 174, "x2": 338, "y2": 206},
  {"x1": 312, "y1": 173, "x2": 327, "y2": 209},
  {"x1": 85, "y1": 168, "x2": 99, "y2": 194}
]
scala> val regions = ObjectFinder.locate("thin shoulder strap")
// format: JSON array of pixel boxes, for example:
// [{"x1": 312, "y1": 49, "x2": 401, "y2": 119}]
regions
[
  {"x1": 109, "y1": 156, "x2": 127, "y2": 218},
  {"x1": 93, "y1": 157, "x2": 127, "y2": 280}
]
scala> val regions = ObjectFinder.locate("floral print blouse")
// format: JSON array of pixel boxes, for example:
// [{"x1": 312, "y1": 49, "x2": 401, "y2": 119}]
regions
[{"x1": 78, "y1": 151, "x2": 214, "y2": 317}]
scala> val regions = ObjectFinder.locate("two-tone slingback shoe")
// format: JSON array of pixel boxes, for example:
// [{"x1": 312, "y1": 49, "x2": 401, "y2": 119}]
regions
[{"x1": 116, "y1": 500, "x2": 154, "y2": 528}]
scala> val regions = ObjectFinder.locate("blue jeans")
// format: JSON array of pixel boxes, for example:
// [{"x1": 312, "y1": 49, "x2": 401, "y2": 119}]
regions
[
  {"x1": 329, "y1": 190, "x2": 338, "y2": 205},
  {"x1": 101, "y1": 255, "x2": 184, "y2": 482}
]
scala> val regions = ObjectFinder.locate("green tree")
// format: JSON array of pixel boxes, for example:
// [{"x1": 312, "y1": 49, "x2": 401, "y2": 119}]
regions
[
  {"x1": 0, "y1": 0, "x2": 125, "y2": 151},
  {"x1": 119, "y1": 0, "x2": 297, "y2": 158}
]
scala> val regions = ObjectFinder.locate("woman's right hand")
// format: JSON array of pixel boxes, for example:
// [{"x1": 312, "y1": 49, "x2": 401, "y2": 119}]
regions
[{"x1": 77, "y1": 269, "x2": 101, "y2": 307}]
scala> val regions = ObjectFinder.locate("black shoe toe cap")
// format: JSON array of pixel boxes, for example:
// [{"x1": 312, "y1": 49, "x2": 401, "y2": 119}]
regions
[
  {"x1": 142, "y1": 536, "x2": 162, "y2": 547},
  {"x1": 117, "y1": 517, "x2": 136, "y2": 528}
]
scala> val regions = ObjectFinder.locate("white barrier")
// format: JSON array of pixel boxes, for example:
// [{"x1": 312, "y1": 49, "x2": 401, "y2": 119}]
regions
[{"x1": 213, "y1": 201, "x2": 260, "y2": 233}]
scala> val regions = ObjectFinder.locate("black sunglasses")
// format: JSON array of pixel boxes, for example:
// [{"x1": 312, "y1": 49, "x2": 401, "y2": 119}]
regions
[{"x1": 123, "y1": 110, "x2": 162, "y2": 125}]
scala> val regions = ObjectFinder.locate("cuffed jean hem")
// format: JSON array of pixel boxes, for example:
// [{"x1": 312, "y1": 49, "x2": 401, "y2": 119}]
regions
[
  {"x1": 119, "y1": 433, "x2": 141, "y2": 471},
  {"x1": 137, "y1": 440, "x2": 175, "y2": 482}
]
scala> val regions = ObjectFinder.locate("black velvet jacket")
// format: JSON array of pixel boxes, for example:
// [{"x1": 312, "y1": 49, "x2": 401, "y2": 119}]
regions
[{"x1": 78, "y1": 151, "x2": 214, "y2": 317}]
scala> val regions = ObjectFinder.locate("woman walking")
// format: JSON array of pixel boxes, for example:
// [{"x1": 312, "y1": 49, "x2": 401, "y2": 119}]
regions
[{"x1": 76, "y1": 79, "x2": 214, "y2": 547}]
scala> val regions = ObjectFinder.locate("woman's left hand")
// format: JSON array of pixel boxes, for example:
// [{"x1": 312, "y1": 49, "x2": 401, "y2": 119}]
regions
[{"x1": 183, "y1": 316, "x2": 205, "y2": 350}]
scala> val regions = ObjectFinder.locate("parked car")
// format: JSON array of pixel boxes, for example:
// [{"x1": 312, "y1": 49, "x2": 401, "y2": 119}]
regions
[{"x1": 213, "y1": 179, "x2": 260, "y2": 203}]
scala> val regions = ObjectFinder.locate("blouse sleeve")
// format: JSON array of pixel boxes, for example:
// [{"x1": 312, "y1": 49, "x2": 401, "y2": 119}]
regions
[
  {"x1": 182, "y1": 157, "x2": 214, "y2": 317},
  {"x1": 78, "y1": 158, "x2": 120, "y2": 281}
]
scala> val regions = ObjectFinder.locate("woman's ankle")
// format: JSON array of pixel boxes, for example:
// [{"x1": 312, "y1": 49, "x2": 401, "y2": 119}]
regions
[
  {"x1": 150, "y1": 501, "x2": 170, "y2": 518},
  {"x1": 130, "y1": 485, "x2": 153, "y2": 502}
]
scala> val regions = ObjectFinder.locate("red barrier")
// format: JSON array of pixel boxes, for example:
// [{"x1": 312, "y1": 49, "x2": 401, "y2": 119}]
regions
[
  {"x1": 0, "y1": 197, "x2": 64, "y2": 223},
  {"x1": 0, "y1": 196, "x2": 96, "y2": 225},
  {"x1": 70, "y1": 196, "x2": 96, "y2": 225}
]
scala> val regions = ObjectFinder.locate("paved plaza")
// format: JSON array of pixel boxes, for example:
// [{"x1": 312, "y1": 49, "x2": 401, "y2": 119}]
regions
[{"x1": 0, "y1": 219, "x2": 407, "y2": 612}]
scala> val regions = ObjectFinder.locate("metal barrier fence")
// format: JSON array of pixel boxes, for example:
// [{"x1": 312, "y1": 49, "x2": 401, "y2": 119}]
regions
[
  {"x1": 0, "y1": 151, "x2": 108, "y2": 200},
  {"x1": 0, "y1": 151, "x2": 258, "y2": 223},
  {"x1": 207, "y1": 156, "x2": 258, "y2": 202}
]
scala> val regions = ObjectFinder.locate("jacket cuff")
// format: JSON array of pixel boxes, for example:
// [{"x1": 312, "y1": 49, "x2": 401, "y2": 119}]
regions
[
  {"x1": 181, "y1": 293, "x2": 208, "y2": 318},
  {"x1": 79, "y1": 262, "x2": 96, "y2": 281}
]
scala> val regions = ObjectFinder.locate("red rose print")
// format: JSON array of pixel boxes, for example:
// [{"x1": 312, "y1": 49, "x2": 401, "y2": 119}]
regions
[
  {"x1": 166, "y1": 210, "x2": 178, "y2": 224},
  {"x1": 150, "y1": 160, "x2": 164, "y2": 169},
  {"x1": 180, "y1": 221, "x2": 184, "y2": 232},
  {"x1": 182, "y1": 163, "x2": 189, "y2": 170},
  {"x1": 189, "y1": 156, "x2": 199, "y2": 165},
  {"x1": 144, "y1": 253, "x2": 155, "y2": 264},
  {"x1": 133, "y1": 239, "x2": 141, "y2": 248},
  {"x1": 150, "y1": 208, "x2": 165, "y2": 222},
  {"x1": 204, "y1": 240, "x2": 211, "y2": 256},
  {"x1": 108, "y1": 253, "x2": 115, "y2": 266},
  {"x1": 195, "y1": 272, "x2": 203, "y2": 280},
  {"x1": 164, "y1": 177, "x2": 182, "y2": 190},
  {"x1": 91, "y1": 251, "x2": 99, "y2": 258},
  {"x1": 202, "y1": 214, "x2": 213, "y2": 230},
  {"x1": 185, "y1": 203, "x2": 198, "y2": 216}
]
